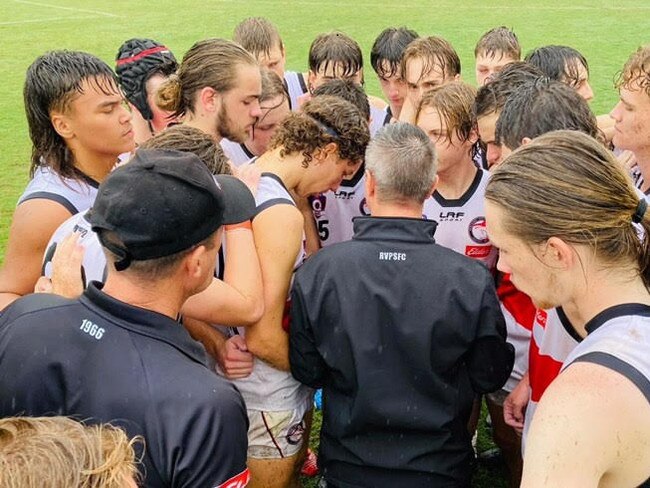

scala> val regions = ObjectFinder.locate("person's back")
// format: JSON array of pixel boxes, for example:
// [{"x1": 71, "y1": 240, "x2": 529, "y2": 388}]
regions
[{"x1": 290, "y1": 124, "x2": 513, "y2": 487}]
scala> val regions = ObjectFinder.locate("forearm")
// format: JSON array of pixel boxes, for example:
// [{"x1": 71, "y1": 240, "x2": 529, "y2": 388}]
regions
[
  {"x1": 245, "y1": 306, "x2": 290, "y2": 371},
  {"x1": 182, "y1": 315, "x2": 226, "y2": 360}
]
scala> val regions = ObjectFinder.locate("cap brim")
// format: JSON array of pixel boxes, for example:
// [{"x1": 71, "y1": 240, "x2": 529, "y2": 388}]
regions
[{"x1": 214, "y1": 175, "x2": 256, "y2": 224}]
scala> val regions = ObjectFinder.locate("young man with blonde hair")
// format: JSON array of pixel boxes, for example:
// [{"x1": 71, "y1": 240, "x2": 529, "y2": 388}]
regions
[{"x1": 474, "y1": 26, "x2": 521, "y2": 86}]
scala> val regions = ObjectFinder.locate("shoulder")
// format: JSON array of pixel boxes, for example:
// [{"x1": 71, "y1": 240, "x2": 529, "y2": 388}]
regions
[{"x1": 1, "y1": 293, "x2": 75, "y2": 322}]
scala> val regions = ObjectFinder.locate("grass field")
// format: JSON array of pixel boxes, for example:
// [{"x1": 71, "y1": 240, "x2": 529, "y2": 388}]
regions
[{"x1": 0, "y1": 1, "x2": 648, "y2": 486}]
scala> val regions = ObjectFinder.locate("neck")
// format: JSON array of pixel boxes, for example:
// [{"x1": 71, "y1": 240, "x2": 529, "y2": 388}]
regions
[
  {"x1": 70, "y1": 148, "x2": 118, "y2": 183},
  {"x1": 563, "y1": 267, "x2": 650, "y2": 337},
  {"x1": 370, "y1": 200, "x2": 423, "y2": 219},
  {"x1": 184, "y1": 114, "x2": 221, "y2": 142},
  {"x1": 101, "y1": 273, "x2": 186, "y2": 320},
  {"x1": 436, "y1": 159, "x2": 478, "y2": 199},
  {"x1": 254, "y1": 147, "x2": 303, "y2": 191}
]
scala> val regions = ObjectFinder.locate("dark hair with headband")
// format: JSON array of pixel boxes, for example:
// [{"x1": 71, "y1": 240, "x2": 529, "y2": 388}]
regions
[
  {"x1": 486, "y1": 130, "x2": 650, "y2": 290},
  {"x1": 269, "y1": 95, "x2": 370, "y2": 167}
]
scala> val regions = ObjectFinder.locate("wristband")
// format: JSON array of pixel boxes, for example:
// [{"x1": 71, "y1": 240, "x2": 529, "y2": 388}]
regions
[{"x1": 225, "y1": 221, "x2": 252, "y2": 232}]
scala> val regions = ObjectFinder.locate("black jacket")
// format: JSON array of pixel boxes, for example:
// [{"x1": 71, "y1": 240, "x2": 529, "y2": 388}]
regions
[
  {"x1": 290, "y1": 217, "x2": 514, "y2": 488},
  {"x1": 0, "y1": 283, "x2": 249, "y2": 488}
]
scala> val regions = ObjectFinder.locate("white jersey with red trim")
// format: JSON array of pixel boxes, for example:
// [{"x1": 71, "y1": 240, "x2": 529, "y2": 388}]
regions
[
  {"x1": 497, "y1": 274, "x2": 535, "y2": 392},
  {"x1": 226, "y1": 172, "x2": 311, "y2": 411},
  {"x1": 523, "y1": 307, "x2": 581, "y2": 447},
  {"x1": 220, "y1": 139, "x2": 255, "y2": 167},
  {"x1": 284, "y1": 70, "x2": 308, "y2": 112},
  {"x1": 310, "y1": 167, "x2": 368, "y2": 247},
  {"x1": 422, "y1": 168, "x2": 497, "y2": 270}
]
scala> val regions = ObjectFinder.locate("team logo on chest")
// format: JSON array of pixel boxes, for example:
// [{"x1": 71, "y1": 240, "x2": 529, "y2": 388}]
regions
[
  {"x1": 310, "y1": 194, "x2": 327, "y2": 218},
  {"x1": 468, "y1": 216, "x2": 489, "y2": 244}
]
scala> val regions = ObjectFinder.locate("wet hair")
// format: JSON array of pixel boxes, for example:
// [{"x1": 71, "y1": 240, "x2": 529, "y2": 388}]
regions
[
  {"x1": 308, "y1": 32, "x2": 363, "y2": 79},
  {"x1": 233, "y1": 17, "x2": 284, "y2": 58},
  {"x1": 370, "y1": 27, "x2": 419, "y2": 79},
  {"x1": 139, "y1": 124, "x2": 231, "y2": 175},
  {"x1": 616, "y1": 44, "x2": 650, "y2": 97},
  {"x1": 417, "y1": 81, "x2": 477, "y2": 143},
  {"x1": 312, "y1": 79, "x2": 371, "y2": 121},
  {"x1": 156, "y1": 38, "x2": 258, "y2": 119},
  {"x1": 24, "y1": 50, "x2": 119, "y2": 179},
  {"x1": 486, "y1": 130, "x2": 650, "y2": 290},
  {"x1": 473, "y1": 61, "x2": 544, "y2": 118},
  {"x1": 269, "y1": 95, "x2": 369, "y2": 166},
  {"x1": 525, "y1": 45, "x2": 589, "y2": 88},
  {"x1": 115, "y1": 38, "x2": 178, "y2": 121},
  {"x1": 0, "y1": 416, "x2": 141, "y2": 488},
  {"x1": 474, "y1": 26, "x2": 521, "y2": 60},
  {"x1": 366, "y1": 122, "x2": 437, "y2": 204},
  {"x1": 400, "y1": 36, "x2": 461, "y2": 81},
  {"x1": 495, "y1": 78, "x2": 601, "y2": 150}
]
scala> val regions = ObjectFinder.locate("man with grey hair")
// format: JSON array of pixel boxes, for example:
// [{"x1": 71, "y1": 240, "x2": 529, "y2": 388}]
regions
[{"x1": 289, "y1": 123, "x2": 513, "y2": 488}]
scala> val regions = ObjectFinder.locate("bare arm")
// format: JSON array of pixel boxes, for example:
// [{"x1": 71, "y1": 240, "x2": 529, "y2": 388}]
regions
[
  {"x1": 522, "y1": 362, "x2": 650, "y2": 487},
  {"x1": 244, "y1": 204, "x2": 303, "y2": 371},
  {"x1": 0, "y1": 199, "x2": 72, "y2": 310},
  {"x1": 295, "y1": 195, "x2": 320, "y2": 257},
  {"x1": 182, "y1": 224, "x2": 264, "y2": 326},
  {"x1": 503, "y1": 371, "x2": 529, "y2": 434}
]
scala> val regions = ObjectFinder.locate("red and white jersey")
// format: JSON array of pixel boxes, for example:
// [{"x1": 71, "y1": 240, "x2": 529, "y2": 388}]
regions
[
  {"x1": 523, "y1": 307, "x2": 581, "y2": 446},
  {"x1": 422, "y1": 169, "x2": 497, "y2": 270},
  {"x1": 497, "y1": 274, "x2": 535, "y2": 392},
  {"x1": 310, "y1": 168, "x2": 369, "y2": 248},
  {"x1": 220, "y1": 139, "x2": 255, "y2": 167}
]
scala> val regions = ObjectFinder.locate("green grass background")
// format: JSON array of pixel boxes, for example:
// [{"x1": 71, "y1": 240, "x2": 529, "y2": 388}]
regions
[{"x1": 0, "y1": 1, "x2": 648, "y2": 485}]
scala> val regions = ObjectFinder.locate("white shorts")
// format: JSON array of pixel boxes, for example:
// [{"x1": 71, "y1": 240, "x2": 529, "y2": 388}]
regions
[{"x1": 247, "y1": 399, "x2": 311, "y2": 459}]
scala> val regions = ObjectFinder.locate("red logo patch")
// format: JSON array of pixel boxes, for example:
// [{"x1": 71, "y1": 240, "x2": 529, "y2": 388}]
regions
[
  {"x1": 535, "y1": 309, "x2": 548, "y2": 327},
  {"x1": 465, "y1": 245, "x2": 492, "y2": 258},
  {"x1": 217, "y1": 468, "x2": 250, "y2": 488}
]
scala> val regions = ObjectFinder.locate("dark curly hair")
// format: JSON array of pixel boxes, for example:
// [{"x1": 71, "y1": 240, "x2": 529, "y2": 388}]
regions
[{"x1": 269, "y1": 95, "x2": 369, "y2": 167}]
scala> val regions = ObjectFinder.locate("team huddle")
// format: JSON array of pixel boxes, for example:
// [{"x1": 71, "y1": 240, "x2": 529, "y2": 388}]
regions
[{"x1": 0, "y1": 18, "x2": 649, "y2": 488}]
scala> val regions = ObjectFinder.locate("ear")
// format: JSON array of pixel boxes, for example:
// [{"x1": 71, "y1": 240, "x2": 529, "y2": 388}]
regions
[
  {"x1": 541, "y1": 236, "x2": 575, "y2": 270},
  {"x1": 199, "y1": 86, "x2": 218, "y2": 114},
  {"x1": 521, "y1": 136, "x2": 533, "y2": 146},
  {"x1": 307, "y1": 71, "x2": 317, "y2": 93},
  {"x1": 453, "y1": 73, "x2": 461, "y2": 81},
  {"x1": 365, "y1": 170, "x2": 376, "y2": 198},
  {"x1": 313, "y1": 142, "x2": 338, "y2": 164},
  {"x1": 184, "y1": 245, "x2": 208, "y2": 280},
  {"x1": 50, "y1": 112, "x2": 75, "y2": 140}
]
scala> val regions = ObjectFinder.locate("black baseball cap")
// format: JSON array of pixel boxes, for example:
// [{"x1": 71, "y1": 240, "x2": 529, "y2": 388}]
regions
[{"x1": 89, "y1": 149, "x2": 255, "y2": 271}]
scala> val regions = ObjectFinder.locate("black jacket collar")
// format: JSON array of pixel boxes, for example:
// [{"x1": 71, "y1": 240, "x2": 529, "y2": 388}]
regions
[
  {"x1": 81, "y1": 282, "x2": 208, "y2": 366},
  {"x1": 352, "y1": 216, "x2": 438, "y2": 243}
]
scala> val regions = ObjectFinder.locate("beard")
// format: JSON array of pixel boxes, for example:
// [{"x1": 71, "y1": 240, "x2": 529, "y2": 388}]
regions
[{"x1": 216, "y1": 102, "x2": 248, "y2": 143}]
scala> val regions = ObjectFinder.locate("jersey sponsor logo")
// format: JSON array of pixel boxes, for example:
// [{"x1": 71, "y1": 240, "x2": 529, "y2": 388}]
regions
[
  {"x1": 439, "y1": 211, "x2": 465, "y2": 221},
  {"x1": 286, "y1": 420, "x2": 306, "y2": 445},
  {"x1": 378, "y1": 251, "x2": 406, "y2": 261},
  {"x1": 359, "y1": 197, "x2": 370, "y2": 216},
  {"x1": 468, "y1": 216, "x2": 489, "y2": 244},
  {"x1": 465, "y1": 245, "x2": 492, "y2": 259},
  {"x1": 216, "y1": 468, "x2": 251, "y2": 488},
  {"x1": 310, "y1": 194, "x2": 327, "y2": 218},
  {"x1": 535, "y1": 309, "x2": 548, "y2": 327},
  {"x1": 72, "y1": 223, "x2": 89, "y2": 238},
  {"x1": 334, "y1": 189, "x2": 356, "y2": 200}
]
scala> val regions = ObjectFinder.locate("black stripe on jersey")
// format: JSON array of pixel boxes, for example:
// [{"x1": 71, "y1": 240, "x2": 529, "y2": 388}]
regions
[
  {"x1": 241, "y1": 143, "x2": 255, "y2": 159},
  {"x1": 382, "y1": 110, "x2": 392, "y2": 126},
  {"x1": 584, "y1": 303, "x2": 650, "y2": 334},
  {"x1": 340, "y1": 162, "x2": 365, "y2": 188},
  {"x1": 254, "y1": 198, "x2": 295, "y2": 218},
  {"x1": 216, "y1": 247, "x2": 225, "y2": 280},
  {"x1": 21, "y1": 191, "x2": 78, "y2": 214},
  {"x1": 298, "y1": 72, "x2": 308, "y2": 94},
  {"x1": 571, "y1": 351, "x2": 650, "y2": 404},
  {"x1": 72, "y1": 167, "x2": 101, "y2": 188},
  {"x1": 433, "y1": 168, "x2": 482, "y2": 207},
  {"x1": 556, "y1": 307, "x2": 583, "y2": 343},
  {"x1": 261, "y1": 172, "x2": 292, "y2": 195}
]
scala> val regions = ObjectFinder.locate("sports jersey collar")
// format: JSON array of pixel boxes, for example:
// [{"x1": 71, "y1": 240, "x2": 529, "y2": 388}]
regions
[
  {"x1": 584, "y1": 303, "x2": 650, "y2": 334},
  {"x1": 433, "y1": 167, "x2": 482, "y2": 207},
  {"x1": 352, "y1": 216, "x2": 437, "y2": 243},
  {"x1": 81, "y1": 282, "x2": 209, "y2": 366}
]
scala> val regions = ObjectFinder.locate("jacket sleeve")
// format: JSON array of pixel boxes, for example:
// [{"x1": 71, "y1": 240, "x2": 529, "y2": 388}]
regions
[
  {"x1": 466, "y1": 272, "x2": 515, "y2": 394},
  {"x1": 289, "y1": 273, "x2": 328, "y2": 388}
]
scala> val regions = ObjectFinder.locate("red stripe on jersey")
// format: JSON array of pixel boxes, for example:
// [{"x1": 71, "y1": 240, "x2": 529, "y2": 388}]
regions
[
  {"x1": 528, "y1": 336, "x2": 564, "y2": 402},
  {"x1": 497, "y1": 274, "x2": 536, "y2": 331},
  {"x1": 216, "y1": 468, "x2": 250, "y2": 488}
]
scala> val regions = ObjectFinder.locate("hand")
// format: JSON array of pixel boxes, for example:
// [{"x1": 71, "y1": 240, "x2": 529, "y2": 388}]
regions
[
  {"x1": 503, "y1": 374, "x2": 530, "y2": 435},
  {"x1": 34, "y1": 276, "x2": 53, "y2": 293},
  {"x1": 50, "y1": 232, "x2": 86, "y2": 298},
  {"x1": 231, "y1": 163, "x2": 261, "y2": 197},
  {"x1": 215, "y1": 335, "x2": 254, "y2": 379}
]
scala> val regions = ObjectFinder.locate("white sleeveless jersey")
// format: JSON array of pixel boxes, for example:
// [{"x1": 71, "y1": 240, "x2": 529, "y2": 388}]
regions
[
  {"x1": 43, "y1": 210, "x2": 107, "y2": 287},
  {"x1": 220, "y1": 139, "x2": 255, "y2": 167},
  {"x1": 369, "y1": 106, "x2": 391, "y2": 137},
  {"x1": 310, "y1": 168, "x2": 368, "y2": 248},
  {"x1": 18, "y1": 166, "x2": 99, "y2": 215},
  {"x1": 562, "y1": 304, "x2": 650, "y2": 402},
  {"x1": 422, "y1": 169, "x2": 497, "y2": 270},
  {"x1": 227, "y1": 172, "x2": 311, "y2": 411},
  {"x1": 284, "y1": 70, "x2": 308, "y2": 112}
]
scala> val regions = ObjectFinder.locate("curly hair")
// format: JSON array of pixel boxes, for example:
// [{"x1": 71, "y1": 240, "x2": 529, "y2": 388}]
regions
[
  {"x1": 269, "y1": 95, "x2": 369, "y2": 167},
  {"x1": 616, "y1": 44, "x2": 650, "y2": 97},
  {"x1": 0, "y1": 416, "x2": 141, "y2": 488}
]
